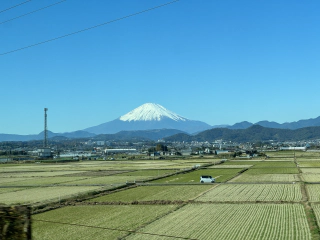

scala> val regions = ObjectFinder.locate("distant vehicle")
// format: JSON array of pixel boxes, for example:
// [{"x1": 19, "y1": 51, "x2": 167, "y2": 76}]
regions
[{"x1": 200, "y1": 175, "x2": 215, "y2": 183}]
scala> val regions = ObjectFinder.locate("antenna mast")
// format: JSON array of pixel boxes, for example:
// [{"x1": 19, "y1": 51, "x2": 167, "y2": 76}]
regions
[{"x1": 44, "y1": 108, "x2": 48, "y2": 147}]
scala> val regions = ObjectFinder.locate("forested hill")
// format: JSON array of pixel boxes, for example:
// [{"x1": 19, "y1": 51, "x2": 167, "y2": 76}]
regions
[{"x1": 163, "y1": 125, "x2": 320, "y2": 142}]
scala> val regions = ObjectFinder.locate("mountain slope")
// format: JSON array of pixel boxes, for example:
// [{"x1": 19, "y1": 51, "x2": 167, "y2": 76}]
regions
[
  {"x1": 228, "y1": 121, "x2": 253, "y2": 129},
  {"x1": 84, "y1": 103, "x2": 212, "y2": 134},
  {"x1": 94, "y1": 129, "x2": 186, "y2": 141}
]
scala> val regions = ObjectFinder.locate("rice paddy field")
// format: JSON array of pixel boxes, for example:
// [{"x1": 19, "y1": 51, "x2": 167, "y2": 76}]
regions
[
  {"x1": 301, "y1": 174, "x2": 320, "y2": 182},
  {"x1": 88, "y1": 185, "x2": 213, "y2": 202},
  {"x1": 196, "y1": 183, "x2": 303, "y2": 202},
  {"x1": 1, "y1": 151, "x2": 320, "y2": 239},
  {"x1": 230, "y1": 173, "x2": 300, "y2": 182},
  {"x1": 151, "y1": 168, "x2": 242, "y2": 183},
  {"x1": 126, "y1": 204, "x2": 311, "y2": 240}
]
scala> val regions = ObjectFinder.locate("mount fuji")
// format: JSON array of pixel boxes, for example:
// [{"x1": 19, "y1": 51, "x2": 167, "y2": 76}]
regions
[{"x1": 84, "y1": 103, "x2": 212, "y2": 134}]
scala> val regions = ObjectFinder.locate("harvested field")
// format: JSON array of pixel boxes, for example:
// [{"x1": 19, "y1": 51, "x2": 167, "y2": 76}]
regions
[
  {"x1": 301, "y1": 174, "x2": 320, "y2": 182},
  {"x1": 0, "y1": 186, "x2": 107, "y2": 205},
  {"x1": 226, "y1": 161, "x2": 295, "y2": 168},
  {"x1": 0, "y1": 171, "x2": 87, "y2": 177},
  {"x1": 88, "y1": 185, "x2": 213, "y2": 202},
  {"x1": 0, "y1": 177, "x2": 27, "y2": 184},
  {"x1": 225, "y1": 160, "x2": 263, "y2": 166},
  {"x1": 245, "y1": 167, "x2": 299, "y2": 174},
  {"x1": 208, "y1": 164, "x2": 253, "y2": 169},
  {"x1": 298, "y1": 162, "x2": 320, "y2": 168},
  {"x1": 306, "y1": 185, "x2": 320, "y2": 202},
  {"x1": 59, "y1": 170, "x2": 130, "y2": 177},
  {"x1": 300, "y1": 168, "x2": 320, "y2": 174},
  {"x1": 114, "y1": 169, "x2": 178, "y2": 177},
  {"x1": 64, "y1": 175, "x2": 154, "y2": 185},
  {"x1": 196, "y1": 184, "x2": 302, "y2": 202},
  {"x1": 229, "y1": 174, "x2": 300, "y2": 183},
  {"x1": 311, "y1": 203, "x2": 320, "y2": 229},
  {"x1": 0, "y1": 187, "x2": 27, "y2": 194},
  {"x1": 152, "y1": 169, "x2": 242, "y2": 183},
  {"x1": 33, "y1": 205, "x2": 177, "y2": 240},
  {"x1": 2, "y1": 176, "x2": 89, "y2": 186},
  {"x1": 126, "y1": 203, "x2": 311, "y2": 240},
  {"x1": 250, "y1": 161, "x2": 297, "y2": 168}
]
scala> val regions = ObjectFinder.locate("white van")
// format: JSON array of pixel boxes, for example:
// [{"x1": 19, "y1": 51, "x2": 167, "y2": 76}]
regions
[{"x1": 200, "y1": 175, "x2": 215, "y2": 183}]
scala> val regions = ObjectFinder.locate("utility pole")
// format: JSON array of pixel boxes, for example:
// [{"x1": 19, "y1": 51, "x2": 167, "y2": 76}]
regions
[{"x1": 44, "y1": 108, "x2": 48, "y2": 148}]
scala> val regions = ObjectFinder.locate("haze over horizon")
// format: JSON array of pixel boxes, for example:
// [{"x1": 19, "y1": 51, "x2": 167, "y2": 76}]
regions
[{"x1": 1, "y1": 0, "x2": 319, "y2": 135}]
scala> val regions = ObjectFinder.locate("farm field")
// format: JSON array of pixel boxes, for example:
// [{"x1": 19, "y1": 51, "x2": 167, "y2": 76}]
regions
[
  {"x1": 311, "y1": 204, "x2": 320, "y2": 229},
  {"x1": 0, "y1": 177, "x2": 27, "y2": 184},
  {"x1": 0, "y1": 170, "x2": 88, "y2": 177},
  {"x1": 114, "y1": 169, "x2": 178, "y2": 177},
  {"x1": 0, "y1": 186, "x2": 108, "y2": 205},
  {"x1": 63, "y1": 175, "x2": 155, "y2": 185},
  {"x1": 1, "y1": 152, "x2": 320, "y2": 239},
  {"x1": 208, "y1": 164, "x2": 253, "y2": 168},
  {"x1": 2, "y1": 176, "x2": 90, "y2": 186},
  {"x1": 89, "y1": 185, "x2": 213, "y2": 202},
  {"x1": 306, "y1": 185, "x2": 320, "y2": 202},
  {"x1": 33, "y1": 205, "x2": 177, "y2": 240},
  {"x1": 125, "y1": 203, "x2": 311, "y2": 240},
  {"x1": 250, "y1": 161, "x2": 297, "y2": 168},
  {"x1": 0, "y1": 187, "x2": 27, "y2": 194},
  {"x1": 0, "y1": 160, "x2": 203, "y2": 205},
  {"x1": 299, "y1": 162, "x2": 320, "y2": 168},
  {"x1": 230, "y1": 173, "x2": 300, "y2": 183},
  {"x1": 301, "y1": 168, "x2": 320, "y2": 173},
  {"x1": 152, "y1": 168, "x2": 241, "y2": 183},
  {"x1": 301, "y1": 174, "x2": 320, "y2": 182},
  {"x1": 196, "y1": 184, "x2": 303, "y2": 202},
  {"x1": 226, "y1": 160, "x2": 296, "y2": 167},
  {"x1": 0, "y1": 160, "x2": 193, "y2": 172},
  {"x1": 245, "y1": 167, "x2": 299, "y2": 174}
]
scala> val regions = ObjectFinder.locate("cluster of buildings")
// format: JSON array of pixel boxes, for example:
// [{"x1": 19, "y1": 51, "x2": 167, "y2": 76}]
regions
[{"x1": 1, "y1": 137, "x2": 320, "y2": 162}]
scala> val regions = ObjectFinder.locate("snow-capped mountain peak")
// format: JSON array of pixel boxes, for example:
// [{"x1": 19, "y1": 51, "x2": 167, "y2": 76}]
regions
[{"x1": 119, "y1": 103, "x2": 188, "y2": 122}]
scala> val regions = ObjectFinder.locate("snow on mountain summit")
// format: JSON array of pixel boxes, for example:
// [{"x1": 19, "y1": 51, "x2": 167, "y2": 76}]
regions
[{"x1": 119, "y1": 103, "x2": 188, "y2": 122}]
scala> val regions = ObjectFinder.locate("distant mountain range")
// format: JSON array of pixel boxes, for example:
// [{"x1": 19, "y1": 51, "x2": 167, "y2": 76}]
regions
[
  {"x1": 225, "y1": 117, "x2": 320, "y2": 130},
  {"x1": 0, "y1": 130, "x2": 96, "y2": 142},
  {"x1": 0, "y1": 129, "x2": 185, "y2": 142},
  {"x1": 2, "y1": 103, "x2": 320, "y2": 142},
  {"x1": 164, "y1": 125, "x2": 320, "y2": 142}
]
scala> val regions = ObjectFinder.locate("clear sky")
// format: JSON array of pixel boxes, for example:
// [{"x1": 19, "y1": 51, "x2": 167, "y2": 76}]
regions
[{"x1": 1, "y1": 0, "x2": 320, "y2": 135}]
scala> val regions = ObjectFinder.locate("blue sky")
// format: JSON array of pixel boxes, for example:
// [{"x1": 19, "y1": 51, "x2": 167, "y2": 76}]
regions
[{"x1": 1, "y1": 0, "x2": 320, "y2": 135}]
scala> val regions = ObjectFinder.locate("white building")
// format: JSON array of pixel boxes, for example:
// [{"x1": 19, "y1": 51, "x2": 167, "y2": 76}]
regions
[
  {"x1": 280, "y1": 147, "x2": 306, "y2": 151},
  {"x1": 104, "y1": 149, "x2": 137, "y2": 154},
  {"x1": 96, "y1": 141, "x2": 105, "y2": 146},
  {"x1": 38, "y1": 148, "x2": 52, "y2": 158}
]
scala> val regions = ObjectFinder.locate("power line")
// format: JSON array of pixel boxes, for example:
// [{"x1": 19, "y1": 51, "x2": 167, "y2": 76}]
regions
[
  {"x1": 34, "y1": 218, "x2": 198, "y2": 240},
  {"x1": 0, "y1": 0, "x2": 67, "y2": 25},
  {"x1": 0, "y1": 0, "x2": 32, "y2": 14},
  {"x1": 0, "y1": 0, "x2": 180, "y2": 56}
]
